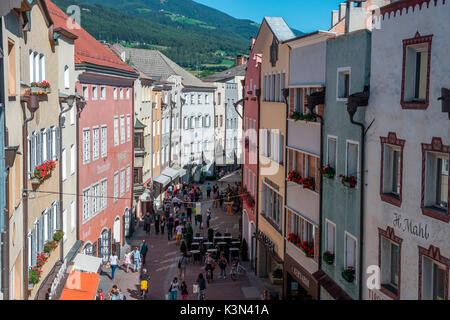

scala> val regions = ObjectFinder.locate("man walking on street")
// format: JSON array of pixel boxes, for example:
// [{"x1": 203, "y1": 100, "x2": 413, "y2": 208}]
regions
[
  {"x1": 140, "y1": 240, "x2": 148, "y2": 265},
  {"x1": 206, "y1": 183, "x2": 211, "y2": 199},
  {"x1": 131, "y1": 247, "x2": 142, "y2": 272},
  {"x1": 167, "y1": 215, "x2": 174, "y2": 241},
  {"x1": 144, "y1": 213, "x2": 152, "y2": 235},
  {"x1": 206, "y1": 208, "x2": 212, "y2": 228},
  {"x1": 178, "y1": 252, "x2": 187, "y2": 280}
]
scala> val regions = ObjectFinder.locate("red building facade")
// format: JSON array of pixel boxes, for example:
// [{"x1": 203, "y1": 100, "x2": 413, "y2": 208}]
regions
[
  {"x1": 47, "y1": 2, "x2": 138, "y2": 261},
  {"x1": 242, "y1": 38, "x2": 262, "y2": 271}
]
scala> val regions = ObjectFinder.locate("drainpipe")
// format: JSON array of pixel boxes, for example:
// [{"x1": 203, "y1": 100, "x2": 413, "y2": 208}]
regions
[
  {"x1": 282, "y1": 88, "x2": 290, "y2": 300},
  {"x1": 21, "y1": 95, "x2": 39, "y2": 300},
  {"x1": 255, "y1": 71, "x2": 261, "y2": 276},
  {"x1": 58, "y1": 98, "x2": 74, "y2": 261},
  {"x1": 346, "y1": 85, "x2": 370, "y2": 300}
]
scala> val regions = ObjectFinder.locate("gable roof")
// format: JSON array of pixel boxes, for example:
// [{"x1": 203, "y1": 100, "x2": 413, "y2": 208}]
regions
[
  {"x1": 113, "y1": 44, "x2": 214, "y2": 89},
  {"x1": 201, "y1": 63, "x2": 247, "y2": 83},
  {"x1": 263, "y1": 17, "x2": 295, "y2": 42},
  {"x1": 45, "y1": 0, "x2": 136, "y2": 76}
]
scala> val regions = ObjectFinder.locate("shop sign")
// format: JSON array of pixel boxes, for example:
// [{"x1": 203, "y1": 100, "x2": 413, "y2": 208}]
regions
[
  {"x1": 392, "y1": 213, "x2": 430, "y2": 240},
  {"x1": 291, "y1": 265, "x2": 310, "y2": 289},
  {"x1": 368, "y1": 289, "x2": 385, "y2": 300},
  {"x1": 257, "y1": 231, "x2": 275, "y2": 253}
]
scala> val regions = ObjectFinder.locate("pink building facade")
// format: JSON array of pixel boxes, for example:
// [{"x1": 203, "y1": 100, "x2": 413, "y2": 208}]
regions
[{"x1": 242, "y1": 38, "x2": 262, "y2": 271}]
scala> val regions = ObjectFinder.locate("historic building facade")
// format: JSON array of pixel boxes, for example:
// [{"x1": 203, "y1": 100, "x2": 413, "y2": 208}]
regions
[{"x1": 364, "y1": 0, "x2": 450, "y2": 300}]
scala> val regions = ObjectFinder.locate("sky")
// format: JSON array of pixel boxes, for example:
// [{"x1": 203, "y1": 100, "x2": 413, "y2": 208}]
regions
[{"x1": 194, "y1": 0, "x2": 344, "y2": 33}]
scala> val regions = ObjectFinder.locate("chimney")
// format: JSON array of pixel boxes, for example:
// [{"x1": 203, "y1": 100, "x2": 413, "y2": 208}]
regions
[
  {"x1": 236, "y1": 55, "x2": 244, "y2": 66},
  {"x1": 331, "y1": 10, "x2": 339, "y2": 27},
  {"x1": 339, "y1": 3, "x2": 347, "y2": 20}
]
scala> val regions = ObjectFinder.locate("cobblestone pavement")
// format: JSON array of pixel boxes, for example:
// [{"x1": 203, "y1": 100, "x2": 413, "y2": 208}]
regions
[{"x1": 98, "y1": 179, "x2": 279, "y2": 300}]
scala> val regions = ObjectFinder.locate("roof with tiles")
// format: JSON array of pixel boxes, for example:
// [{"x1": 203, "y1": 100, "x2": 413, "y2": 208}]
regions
[
  {"x1": 45, "y1": 0, "x2": 135, "y2": 74},
  {"x1": 201, "y1": 63, "x2": 247, "y2": 83}
]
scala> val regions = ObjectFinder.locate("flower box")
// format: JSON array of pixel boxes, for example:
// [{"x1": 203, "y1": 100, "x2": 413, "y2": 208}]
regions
[
  {"x1": 32, "y1": 160, "x2": 56, "y2": 182},
  {"x1": 323, "y1": 251, "x2": 335, "y2": 265},
  {"x1": 339, "y1": 174, "x2": 357, "y2": 188},
  {"x1": 287, "y1": 233, "x2": 314, "y2": 258},
  {"x1": 291, "y1": 111, "x2": 316, "y2": 122},
  {"x1": 342, "y1": 267, "x2": 355, "y2": 283},
  {"x1": 30, "y1": 81, "x2": 51, "y2": 95},
  {"x1": 320, "y1": 164, "x2": 335, "y2": 179}
]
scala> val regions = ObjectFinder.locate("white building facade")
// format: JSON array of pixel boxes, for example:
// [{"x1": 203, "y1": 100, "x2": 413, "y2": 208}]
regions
[{"x1": 364, "y1": 0, "x2": 450, "y2": 300}]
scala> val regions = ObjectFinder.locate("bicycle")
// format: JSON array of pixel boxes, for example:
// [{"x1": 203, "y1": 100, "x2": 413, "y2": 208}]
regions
[{"x1": 230, "y1": 259, "x2": 246, "y2": 281}]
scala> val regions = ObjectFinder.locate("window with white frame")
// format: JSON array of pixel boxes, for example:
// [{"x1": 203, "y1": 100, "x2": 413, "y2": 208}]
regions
[
  {"x1": 325, "y1": 220, "x2": 336, "y2": 255},
  {"x1": 344, "y1": 232, "x2": 357, "y2": 271},
  {"x1": 327, "y1": 136, "x2": 337, "y2": 170},
  {"x1": 39, "y1": 54, "x2": 45, "y2": 82},
  {"x1": 126, "y1": 115, "x2": 131, "y2": 141},
  {"x1": 113, "y1": 87, "x2": 117, "y2": 100},
  {"x1": 64, "y1": 65, "x2": 70, "y2": 89},
  {"x1": 82, "y1": 187, "x2": 90, "y2": 221},
  {"x1": 120, "y1": 115, "x2": 125, "y2": 144},
  {"x1": 92, "y1": 127, "x2": 99, "y2": 160},
  {"x1": 152, "y1": 153, "x2": 155, "y2": 169},
  {"x1": 62, "y1": 209, "x2": 67, "y2": 241},
  {"x1": 382, "y1": 144, "x2": 402, "y2": 197},
  {"x1": 83, "y1": 129, "x2": 90, "y2": 164},
  {"x1": 261, "y1": 183, "x2": 282, "y2": 229},
  {"x1": 101, "y1": 86, "x2": 106, "y2": 100},
  {"x1": 153, "y1": 121, "x2": 156, "y2": 136},
  {"x1": 70, "y1": 200, "x2": 75, "y2": 232},
  {"x1": 101, "y1": 179, "x2": 107, "y2": 210},
  {"x1": 120, "y1": 169, "x2": 125, "y2": 196},
  {"x1": 92, "y1": 183, "x2": 99, "y2": 216},
  {"x1": 114, "y1": 117, "x2": 119, "y2": 146},
  {"x1": 120, "y1": 88, "x2": 124, "y2": 99},
  {"x1": 302, "y1": 220, "x2": 314, "y2": 244},
  {"x1": 197, "y1": 94, "x2": 201, "y2": 104},
  {"x1": 346, "y1": 141, "x2": 358, "y2": 179},
  {"x1": 294, "y1": 88, "x2": 304, "y2": 113},
  {"x1": 126, "y1": 166, "x2": 131, "y2": 192},
  {"x1": 337, "y1": 68, "x2": 351, "y2": 100},
  {"x1": 157, "y1": 120, "x2": 160, "y2": 135},
  {"x1": 421, "y1": 256, "x2": 446, "y2": 300},
  {"x1": 126, "y1": 88, "x2": 130, "y2": 99},
  {"x1": 62, "y1": 148, "x2": 67, "y2": 181},
  {"x1": 92, "y1": 85, "x2": 98, "y2": 100},
  {"x1": 82, "y1": 85, "x2": 89, "y2": 100},
  {"x1": 291, "y1": 212, "x2": 301, "y2": 236},
  {"x1": 101, "y1": 125, "x2": 107, "y2": 158},
  {"x1": 380, "y1": 237, "x2": 400, "y2": 295},
  {"x1": 205, "y1": 94, "x2": 209, "y2": 104},
  {"x1": 424, "y1": 153, "x2": 448, "y2": 212},
  {"x1": 190, "y1": 94, "x2": 195, "y2": 104},
  {"x1": 404, "y1": 43, "x2": 429, "y2": 102},
  {"x1": 70, "y1": 144, "x2": 75, "y2": 175},
  {"x1": 114, "y1": 172, "x2": 119, "y2": 201}
]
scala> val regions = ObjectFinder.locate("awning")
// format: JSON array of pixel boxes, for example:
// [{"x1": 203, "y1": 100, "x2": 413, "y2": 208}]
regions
[
  {"x1": 312, "y1": 270, "x2": 352, "y2": 300},
  {"x1": 60, "y1": 271, "x2": 100, "y2": 300},
  {"x1": 140, "y1": 189, "x2": 152, "y2": 202},
  {"x1": 153, "y1": 174, "x2": 171, "y2": 188},
  {"x1": 72, "y1": 254, "x2": 103, "y2": 274},
  {"x1": 161, "y1": 167, "x2": 181, "y2": 180},
  {"x1": 218, "y1": 169, "x2": 242, "y2": 183}
]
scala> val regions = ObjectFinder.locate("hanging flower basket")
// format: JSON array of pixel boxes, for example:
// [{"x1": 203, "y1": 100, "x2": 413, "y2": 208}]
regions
[
  {"x1": 32, "y1": 160, "x2": 56, "y2": 182},
  {"x1": 320, "y1": 164, "x2": 335, "y2": 179},
  {"x1": 339, "y1": 174, "x2": 357, "y2": 188},
  {"x1": 323, "y1": 251, "x2": 335, "y2": 265},
  {"x1": 342, "y1": 267, "x2": 355, "y2": 283},
  {"x1": 53, "y1": 230, "x2": 64, "y2": 243}
]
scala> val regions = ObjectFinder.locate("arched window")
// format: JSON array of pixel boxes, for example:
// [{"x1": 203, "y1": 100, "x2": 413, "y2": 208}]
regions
[
  {"x1": 195, "y1": 116, "x2": 200, "y2": 128},
  {"x1": 190, "y1": 116, "x2": 194, "y2": 129}
]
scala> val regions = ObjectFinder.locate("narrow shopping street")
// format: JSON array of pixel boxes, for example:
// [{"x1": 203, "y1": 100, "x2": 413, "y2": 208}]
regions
[{"x1": 97, "y1": 180, "x2": 276, "y2": 300}]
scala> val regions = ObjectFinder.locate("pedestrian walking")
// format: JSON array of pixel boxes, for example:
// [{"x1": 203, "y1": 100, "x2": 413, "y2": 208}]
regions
[
  {"x1": 160, "y1": 215, "x2": 166, "y2": 234},
  {"x1": 198, "y1": 213, "x2": 204, "y2": 230},
  {"x1": 206, "y1": 183, "x2": 211, "y2": 199},
  {"x1": 193, "y1": 206, "x2": 198, "y2": 227},
  {"x1": 206, "y1": 208, "x2": 212, "y2": 228},
  {"x1": 144, "y1": 213, "x2": 152, "y2": 234},
  {"x1": 140, "y1": 240, "x2": 148, "y2": 265},
  {"x1": 180, "y1": 281, "x2": 188, "y2": 300},
  {"x1": 95, "y1": 289, "x2": 104, "y2": 300},
  {"x1": 196, "y1": 273, "x2": 206, "y2": 300},
  {"x1": 176, "y1": 224, "x2": 184, "y2": 245},
  {"x1": 109, "y1": 250, "x2": 119, "y2": 280},
  {"x1": 167, "y1": 215, "x2": 174, "y2": 241},
  {"x1": 131, "y1": 247, "x2": 142, "y2": 272},
  {"x1": 109, "y1": 285, "x2": 122, "y2": 300},
  {"x1": 218, "y1": 253, "x2": 228, "y2": 279},
  {"x1": 178, "y1": 252, "x2": 187, "y2": 280},
  {"x1": 123, "y1": 248, "x2": 132, "y2": 273},
  {"x1": 186, "y1": 204, "x2": 192, "y2": 222},
  {"x1": 168, "y1": 277, "x2": 180, "y2": 300},
  {"x1": 154, "y1": 212, "x2": 160, "y2": 234}
]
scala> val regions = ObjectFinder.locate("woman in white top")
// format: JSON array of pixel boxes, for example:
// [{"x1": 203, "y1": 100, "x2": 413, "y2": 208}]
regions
[{"x1": 109, "y1": 251, "x2": 119, "y2": 280}]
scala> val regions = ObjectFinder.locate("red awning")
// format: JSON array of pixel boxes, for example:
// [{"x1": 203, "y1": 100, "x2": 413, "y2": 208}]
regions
[{"x1": 59, "y1": 270, "x2": 100, "y2": 300}]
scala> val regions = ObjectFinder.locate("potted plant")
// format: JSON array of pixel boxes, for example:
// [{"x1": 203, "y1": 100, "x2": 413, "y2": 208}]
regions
[
  {"x1": 53, "y1": 230, "x2": 64, "y2": 243},
  {"x1": 299, "y1": 241, "x2": 314, "y2": 258},
  {"x1": 323, "y1": 251, "x2": 335, "y2": 265},
  {"x1": 43, "y1": 240, "x2": 57, "y2": 253},
  {"x1": 208, "y1": 228, "x2": 214, "y2": 242},
  {"x1": 320, "y1": 164, "x2": 335, "y2": 179},
  {"x1": 339, "y1": 174, "x2": 357, "y2": 188},
  {"x1": 39, "y1": 80, "x2": 51, "y2": 93},
  {"x1": 300, "y1": 177, "x2": 315, "y2": 191},
  {"x1": 342, "y1": 266, "x2": 355, "y2": 282}
]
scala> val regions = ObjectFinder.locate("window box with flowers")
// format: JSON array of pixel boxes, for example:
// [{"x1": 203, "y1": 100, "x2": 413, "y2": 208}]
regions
[
  {"x1": 292, "y1": 111, "x2": 316, "y2": 122},
  {"x1": 240, "y1": 186, "x2": 255, "y2": 209},
  {"x1": 287, "y1": 170, "x2": 302, "y2": 184},
  {"x1": 320, "y1": 164, "x2": 335, "y2": 179},
  {"x1": 30, "y1": 81, "x2": 51, "y2": 95},
  {"x1": 287, "y1": 171, "x2": 316, "y2": 191},
  {"x1": 342, "y1": 266, "x2": 355, "y2": 283},
  {"x1": 339, "y1": 174, "x2": 357, "y2": 188},
  {"x1": 287, "y1": 233, "x2": 314, "y2": 258},
  {"x1": 323, "y1": 251, "x2": 335, "y2": 265},
  {"x1": 31, "y1": 160, "x2": 56, "y2": 186}
]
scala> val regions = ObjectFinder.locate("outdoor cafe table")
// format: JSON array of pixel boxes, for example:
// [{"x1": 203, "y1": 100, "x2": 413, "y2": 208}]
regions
[
  {"x1": 231, "y1": 241, "x2": 241, "y2": 247},
  {"x1": 191, "y1": 242, "x2": 200, "y2": 248},
  {"x1": 193, "y1": 236, "x2": 204, "y2": 241},
  {"x1": 203, "y1": 242, "x2": 213, "y2": 249}
]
